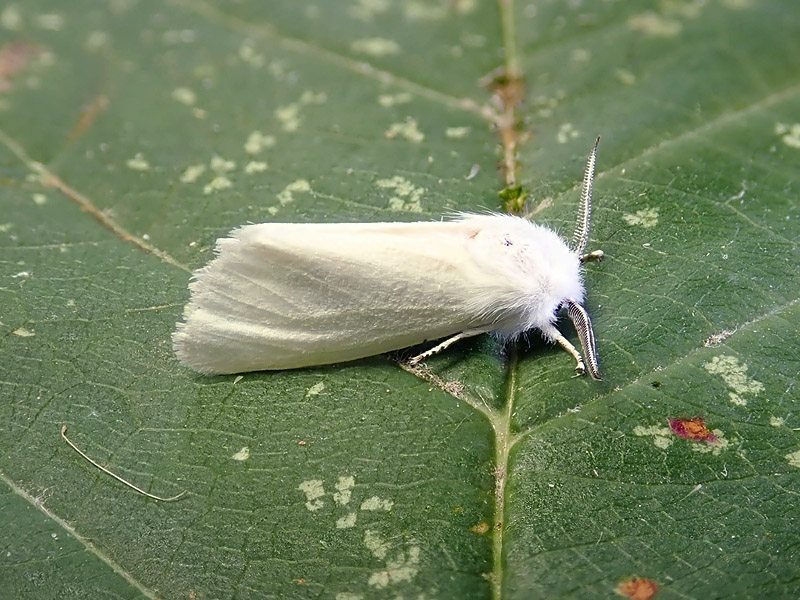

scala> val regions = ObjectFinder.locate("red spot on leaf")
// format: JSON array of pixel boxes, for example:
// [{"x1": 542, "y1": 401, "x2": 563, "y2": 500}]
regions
[
  {"x1": 0, "y1": 41, "x2": 42, "y2": 93},
  {"x1": 617, "y1": 577, "x2": 659, "y2": 600},
  {"x1": 669, "y1": 417, "x2": 717, "y2": 443}
]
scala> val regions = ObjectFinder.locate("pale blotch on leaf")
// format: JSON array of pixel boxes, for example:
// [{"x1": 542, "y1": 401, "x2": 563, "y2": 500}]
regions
[
  {"x1": 405, "y1": 0, "x2": 476, "y2": 19},
  {"x1": 556, "y1": 122, "x2": 580, "y2": 144},
  {"x1": 180, "y1": 164, "x2": 206, "y2": 183},
  {"x1": 351, "y1": 37, "x2": 400, "y2": 57},
  {"x1": 299, "y1": 90, "x2": 327, "y2": 105},
  {"x1": 615, "y1": 68, "x2": 636, "y2": 85},
  {"x1": 404, "y1": 1, "x2": 447, "y2": 20},
  {"x1": 32, "y1": 193, "x2": 47, "y2": 205},
  {"x1": 445, "y1": 126, "x2": 470, "y2": 139},
  {"x1": 203, "y1": 176, "x2": 232, "y2": 195},
  {"x1": 126, "y1": 155, "x2": 150, "y2": 171},
  {"x1": 335, "y1": 593, "x2": 363, "y2": 600},
  {"x1": 377, "y1": 175, "x2": 424, "y2": 212},
  {"x1": 275, "y1": 92, "x2": 326, "y2": 133},
  {"x1": 770, "y1": 416, "x2": 785, "y2": 427},
  {"x1": 12, "y1": 327, "x2": 35, "y2": 337},
  {"x1": 385, "y1": 117, "x2": 424, "y2": 143},
  {"x1": 461, "y1": 32, "x2": 486, "y2": 48},
  {"x1": 690, "y1": 429, "x2": 730, "y2": 456},
  {"x1": 571, "y1": 48, "x2": 590, "y2": 63},
  {"x1": 728, "y1": 392, "x2": 747, "y2": 407},
  {"x1": 244, "y1": 161, "x2": 267, "y2": 174},
  {"x1": 623, "y1": 207, "x2": 659, "y2": 228},
  {"x1": 378, "y1": 92, "x2": 412, "y2": 107},
  {"x1": 633, "y1": 425, "x2": 674, "y2": 449},
  {"x1": 238, "y1": 41, "x2": 264, "y2": 68},
  {"x1": 275, "y1": 104, "x2": 300, "y2": 132},
  {"x1": 1, "y1": 5, "x2": 23, "y2": 30},
  {"x1": 231, "y1": 446, "x2": 250, "y2": 461},
  {"x1": 171, "y1": 87, "x2": 196, "y2": 106},
  {"x1": 210, "y1": 155, "x2": 236, "y2": 173},
  {"x1": 305, "y1": 381, "x2": 325, "y2": 398},
  {"x1": 360, "y1": 496, "x2": 393, "y2": 511},
  {"x1": 721, "y1": 0, "x2": 753, "y2": 8},
  {"x1": 628, "y1": 12, "x2": 682, "y2": 37},
  {"x1": 277, "y1": 179, "x2": 311, "y2": 206},
  {"x1": 336, "y1": 512, "x2": 357, "y2": 529},
  {"x1": 363, "y1": 530, "x2": 390, "y2": 559},
  {"x1": 704, "y1": 355, "x2": 765, "y2": 400},
  {"x1": 85, "y1": 31, "x2": 110, "y2": 51},
  {"x1": 298, "y1": 479, "x2": 325, "y2": 511},
  {"x1": 34, "y1": 13, "x2": 64, "y2": 31},
  {"x1": 774, "y1": 122, "x2": 800, "y2": 149},
  {"x1": 350, "y1": 0, "x2": 390, "y2": 21},
  {"x1": 244, "y1": 130, "x2": 276, "y2": 155},
  {"x1": 162, "y1": 29, "x2": 197, "y2": 44},
  {"x1": 368, "y1": 544, "x2": 420, "y2": 589},
  {"x1": 785, "y1": 449, "x2": 800, "y2": 469},
  {"x1": 333, "y1": 475, "x2": 355, "y2": 505}
]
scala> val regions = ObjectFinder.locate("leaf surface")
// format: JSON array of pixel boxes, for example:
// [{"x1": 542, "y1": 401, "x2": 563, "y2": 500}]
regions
[{"x1": 1, "y1": 1, "x2": 799, "y2": 598}]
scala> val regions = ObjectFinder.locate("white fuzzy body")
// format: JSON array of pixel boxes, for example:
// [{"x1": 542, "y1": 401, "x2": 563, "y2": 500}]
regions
[{"x1": 173, "y1": 214, "x2": 584, "y2": 374}]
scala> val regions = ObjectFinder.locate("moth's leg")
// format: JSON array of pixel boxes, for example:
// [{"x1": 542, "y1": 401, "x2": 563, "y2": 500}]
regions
[
  {"x1": 544, "y1": 325, "x2": 586, "y2": 376},
  {"x1": 407, "y1": 328, "x2": 490, "y2": 365},
  {"x1": 580, "y1": 249, "x2": 604, "y2": 263}
]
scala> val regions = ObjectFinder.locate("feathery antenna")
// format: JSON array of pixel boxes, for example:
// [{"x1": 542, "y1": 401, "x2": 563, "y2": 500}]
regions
[
  {"x1": 570, "y1": 136, "x2": 600, "y2": 256},
  {"x1": 564, "y1": 299, "x2": 601, "y2": 380}
]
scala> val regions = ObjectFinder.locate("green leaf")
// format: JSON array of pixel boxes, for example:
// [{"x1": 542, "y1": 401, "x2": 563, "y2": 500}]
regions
[{"x1": 1, "y1": 1, "x2": 799, "y2": 598}]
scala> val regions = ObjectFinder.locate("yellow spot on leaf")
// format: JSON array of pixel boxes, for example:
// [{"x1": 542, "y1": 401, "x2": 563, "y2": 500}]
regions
[
  {"x1": 298, "y1": 479, "x2": 325, "y2": 511},
  {"x1": 244, "y1": 131, "x2": 276, "y2": 154},
  {"x1": 786, "y1": 449, "x2": 800, "y2": 468},
  {"x1": 360, "y1": 496, "x2": 393, "y2": 511},
  {"x1": 615, "y1": 68, "x2": 636, "y2": 85},
  {"x1": 628, "y1": 12, "x2": 682, "y2": 37},
  {"x1": 351, "y1": 37, "x2": 400, "y2": 57},
  {"x1": 277, "y1": 179, "x2": 311, "y2": 206},
  {"x1": 333, "y1": 475, "x2": 355, "y2": 505},
  {"x1": 775, "y1": 122, "x2": 800, "y2": 149},
  {"x1": 210, "y1": 155, "x2": 235, "y2": 173},
  {"x1": 180, "y1": 164, "x2": 206, "y2": 183},
  {"x1": 385, "y1": 117, "x2": 424, "y2": 143},
  {"x1": 704, "y1": 355, "x2": 765, "y2": 396},
  {"x1": 336, "y1": 513, "x2": 357, "y2": 529},
  {"x1": 126, "y1": 155, "x2": 150, "y2": 171},
  {"x1": 305, "y1": 381, "x2": 325, "y2": 397},
  {"x1": 171, "y1": 87, "x2": 196, "y2": 106},
  {"x1": 1, "y1": 5, "x2": 23, "y2": 30},
  {"x1": 34, "y1": 13, "x2": 64, "y2": 31},
  {"x1": 350, "y1": 0, "x2": 390, "y2": 21},
  {"x1": 623, "y1": 207, "x2": 659, "y2": 228},
  {"x1": 445, "y1": 126, "x2": 470, "y2": 139},
  {"x1": 378, "y1": 92, "x2": 412, "y2": 107},
  {"x1": 633, "y1": 425, "x2": 673, "y2": 449},
  {"x1": 557, "y1": 122, "x2": 580, "y2": 144},
  {"x1": 377, "y1": 175, "x2": 424, "y2": 212},
  {"x1": 203, "y1": 176, "x2": 232, "y2": 195},
  {"x1": 244, "y1": 161, "x2": 267, "y2": 174},
  {"x1": 231, "y1": 446, "x2": 250, "y2": 461}
]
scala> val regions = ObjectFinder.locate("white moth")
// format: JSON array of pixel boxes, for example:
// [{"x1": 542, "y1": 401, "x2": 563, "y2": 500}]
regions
[{"x1": 174, "y1": 139, "x2": 603, "y2": 379}]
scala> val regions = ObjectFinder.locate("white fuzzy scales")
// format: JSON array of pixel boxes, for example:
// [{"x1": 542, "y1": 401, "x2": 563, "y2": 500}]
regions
[{"x1": 173, "y1": 213, "x2": 585, "y2": 375}]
